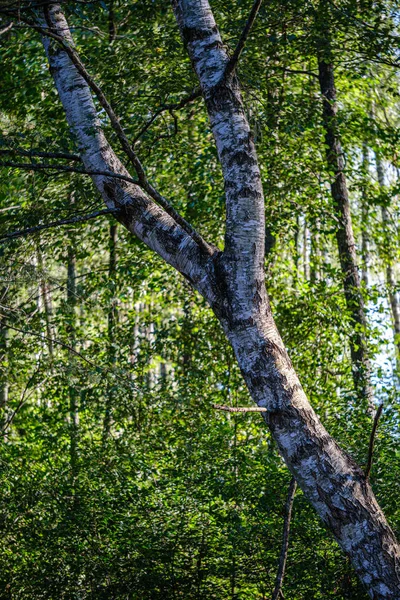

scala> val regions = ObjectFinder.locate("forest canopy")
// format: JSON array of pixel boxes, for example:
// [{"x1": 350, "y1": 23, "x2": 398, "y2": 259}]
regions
[{"x1": 0, "y1": 1, "x2": 400, "y2": 598}]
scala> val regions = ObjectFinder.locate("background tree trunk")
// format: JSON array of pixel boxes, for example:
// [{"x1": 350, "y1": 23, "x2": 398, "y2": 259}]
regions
[
  {"x1": 318, "y1": 57, "x2": 373, "y2": 409},
  {"x1": 376, "y1": 156, "x2": 400, "y2": 364},
  {"x1": 37, "y1": 243, "x2": 55, "y2": 361},
  {"x1": 103, "y1": 222, "x2": 118, "y2": 441},
  {"x1": 0, "y1": 288, "x2": 9, "y2": 433},
  {"x1": 361, "y1": 145, "x2": 370, "y2": 288},
  {"x1": 67, "y1": 237, "x2": 79, "y2": 476}
]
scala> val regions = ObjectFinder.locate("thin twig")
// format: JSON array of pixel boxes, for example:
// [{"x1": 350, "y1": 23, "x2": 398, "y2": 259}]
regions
[
  {"x1": 0, "y1": 160, "x2": 139, "y2": 184},
  {"x1": 1, "y1": 370, "x2": 46, "y2": 434},
  {"x1": 224, "y1": 0, "x2": 263, "y2": 80},
  {"x1": 365, "y1": 403, "x2": 384, "y2": 480},
  {"x1": 0, "y1": 205, "x2": 20, "y2": 213},
  {"x1": 0, "y1": 148, "x2": 81, "y2": 161},
  {"x1": 0, "y1": 208, "x2": 120, "y2": 243},
  {"x1": 271, "y1": 477, "x2": 297, "y2": 600},
  {"x1": 5, "y1": 324, "x2": 98, "y2": 368},
  {"x1": 213, "y1": 403, "x2": 267, "y2": 412},
  {"x1": 268, "y1": 66, "x2": 319, "y2": 79},
  {"x1": 133, "y1": 89, "x2": 201, "y2": 144}
]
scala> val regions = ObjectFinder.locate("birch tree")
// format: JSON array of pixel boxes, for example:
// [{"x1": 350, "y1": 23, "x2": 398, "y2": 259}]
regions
[{"x1": 1, "y1": 1, "x2": 400, "y2": 597}]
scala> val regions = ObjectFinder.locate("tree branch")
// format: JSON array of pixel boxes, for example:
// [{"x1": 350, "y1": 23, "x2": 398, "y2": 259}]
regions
[
  {"x1": 365, "y1": 403, "x2": 384, "y2": 480},
  {"x1": 224, "y1": 0, "x2": 263, "y2": 80},
  {"x1": 0, "y1": 21, "x2": 13, "y2": 35},
  {"x1": 271, "y1": 477, "x2": 297, "y2": 600},
  {"x1": 27, "y1": 9, "x2": 209, "y2": 252},
  {"x1": 5, "y1": 323, "x2": 98, "y2": 368},
  {"x1": 133, "y1": 88, "x2": 202, "y2": 144},
  {"x1": 0, "y1": 208, "x2": 120, "y2": 243},
  {"x1": 34, "y1": 4, "x2": 215, "y2": 298},
  {"x1": 1, "y1": 367, "x2": 45, "y2": 434},
  {"x1": 0, "y1": 160, "x2": 140, "y2": 185},
  {"x1": 212, "y1": 403, "x2": 267, "y2": 412},
  {"x1": 0, "y1": 148, "x2": 81, "y2": 161},
  {"x1": 267, "y1": 66, "x2": 319, "y2": 79}
]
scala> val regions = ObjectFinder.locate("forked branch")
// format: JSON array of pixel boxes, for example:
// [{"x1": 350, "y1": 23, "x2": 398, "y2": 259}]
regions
[
  {"x1": 21, "y1": 8, "x2": 210, "y2": 253},
  {"x1": 224, "y1": 0, "x2": 263, "y2": 80}
]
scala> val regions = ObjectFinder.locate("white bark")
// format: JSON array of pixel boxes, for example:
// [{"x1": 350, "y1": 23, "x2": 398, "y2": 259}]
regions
[
  {"x1": 41, "y1": 5, "x2": 216, "y2": 303},
  {"x1": 39, "y1": 3, "x2": 400, "y2": 597},
  {"x1": 172, "y1": 0, "x2": 265, "y2": 307}
]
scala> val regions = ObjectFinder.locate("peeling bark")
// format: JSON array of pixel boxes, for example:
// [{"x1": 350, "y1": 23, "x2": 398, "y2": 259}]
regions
[{"x1": 39, "y1": 4, "x2": 400, "y2": 597}]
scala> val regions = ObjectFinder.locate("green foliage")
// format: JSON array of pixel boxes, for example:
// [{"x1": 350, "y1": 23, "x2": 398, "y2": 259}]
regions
[{"x1": 0, "y1": 1, "x2": 399, "y2": 598}]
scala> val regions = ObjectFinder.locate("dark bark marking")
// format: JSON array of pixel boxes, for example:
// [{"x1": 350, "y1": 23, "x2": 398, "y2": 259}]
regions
[{"x1": 181, "y1": 25, "x2": 218, "y2": 44}]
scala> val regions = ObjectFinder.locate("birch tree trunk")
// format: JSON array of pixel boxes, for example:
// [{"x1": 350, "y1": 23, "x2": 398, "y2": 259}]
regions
[
  {"x1": 310, "y1": 220, "x2": 320, "y2": 284},
  {"x1": 39, "y1": 4, "x2": 400, "y2": 597},
  {"x1": 293, "y1": 214, "x2": 300, "y2": 285}
]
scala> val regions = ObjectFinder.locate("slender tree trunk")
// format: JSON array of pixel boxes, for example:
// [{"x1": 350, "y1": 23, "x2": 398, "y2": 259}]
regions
[
  {"x1": 103, "y1": 223, "x2": 118, "y2": 440},
  {"x1": 293, "y1": 215, "x2": 300, "y2": 285},
  {"x1": 0, "y1": 326, "x2": 8, "y2": 410},
  {"x1": 376, "y1": 157, "x2": 400, "y2": 362},
  {"x1": 182, "y1": 294, "x2": 193, "y2": 369},
  {"x1": 108, "y1": 0, "x2": 116, "y2": 43},
  {"x1": 303, "y1": 218, "x2": 310, "y2": 281},
  {"x1": 145, "y1": 310, "x2": 155, "y2": 391},
  {"x1": 318, "y1": 57, "x2": 373, "y2": 409},
  {"x1": 67, "y1": 240, "x2": 79, "y2": 475},
  {"x1": 37, "y1": 243, "x2": 55, "y2": 360},
  {"x1": 310, "y1": 220, "x2": 320, "y2": 284},
  {"x1": 271, "y1": 478, "x2": 297, "y2": 600},
  {"x1": 0, "y1": 289, "x2": 9, "y2": 432},
  {"x1": 361, "y1": 145, "x2": 370, "y2": 288},
  {"x1": 265, "y1": 46, "x2": 284, "y2": 260}
]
